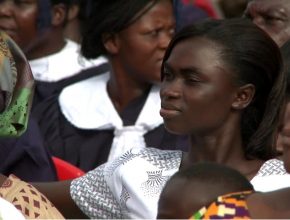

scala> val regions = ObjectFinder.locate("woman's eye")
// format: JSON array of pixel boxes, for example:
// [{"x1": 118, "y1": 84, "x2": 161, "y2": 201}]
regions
[
  {"x1": 264, "y1": 15, "x2": 284, "y2": 23},
  {"x1": 148, "y1": 30, "x2": 159, "y2": 37},
  {"x1": 162, "y1": 70, "x2": 173, "y2": 81},
  {"x1": 185, "y1": 75, "x2": 202, "y2": 85},
  {"x1": 187, "y1": 78, "x2": 199, "y2": 84}
]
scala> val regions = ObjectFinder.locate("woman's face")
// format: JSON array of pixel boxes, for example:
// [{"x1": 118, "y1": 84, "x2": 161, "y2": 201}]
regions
[
  {"x1": 160, "y1": 37, "x2": 238, "y2": 135},
  {"x1": 0, "y1": 0, "x2": 39, "y2": 52},
  {"x1": 115, "y1": 0, "x2": 175, "y2": 84},
  {"x1": 245, "y1": 0, "x2": 290, "y2": 47}
]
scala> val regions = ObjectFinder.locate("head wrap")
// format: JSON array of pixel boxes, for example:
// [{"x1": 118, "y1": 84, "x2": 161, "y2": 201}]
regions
[{"x1": 0, "y1": 32, "x2": 34, "y2": 137}]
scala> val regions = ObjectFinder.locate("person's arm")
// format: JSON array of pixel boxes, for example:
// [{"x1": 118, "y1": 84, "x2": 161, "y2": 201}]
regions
[{"x1": 33, "y1": 180, "x2": 89, "y2": 219}]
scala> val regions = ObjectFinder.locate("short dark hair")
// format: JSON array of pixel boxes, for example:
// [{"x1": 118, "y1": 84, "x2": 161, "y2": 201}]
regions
[
  {"x1": 162, "y1": 18, "x2": 286, "y2": 160},
  {"x1": 81, "y1": 0, "x2": 171, "y2": 59},
  {"x1": 162, "y1": 162, "x2": 253, "y2": 198}
]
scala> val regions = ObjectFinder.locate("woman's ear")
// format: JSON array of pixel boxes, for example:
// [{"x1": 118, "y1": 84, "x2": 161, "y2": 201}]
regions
[
  {"x1": 67, "y1": 4, "x2": 80, "y2": 21},
  {"x1": 51, "y1": 4, "x2": 67, "y2": 27},
  {"x1": 232, "y1": 84, "x2": 255, "y2": 110},
  {"x1": 102, "y1": 33, "x2": 120, "y2": 55}
]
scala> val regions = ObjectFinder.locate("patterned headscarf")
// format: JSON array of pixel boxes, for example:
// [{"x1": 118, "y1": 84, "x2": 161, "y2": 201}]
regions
[{"x1": 0, "y1": 32, "x2": 34, "y2": 137}]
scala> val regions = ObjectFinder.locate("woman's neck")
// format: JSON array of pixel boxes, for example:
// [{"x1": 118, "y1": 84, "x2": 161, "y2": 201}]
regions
[
  {"x1": 107, "y1": 72, "x2": 151, "y2": 113},
  {"x1": 180, "y1": 118, "x2": 265, "y2": 180}
]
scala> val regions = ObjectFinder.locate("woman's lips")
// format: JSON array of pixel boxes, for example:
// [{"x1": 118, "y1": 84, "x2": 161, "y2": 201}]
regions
[{"x1": 160, "y1": 105, "x2": 181, "y2": 119}]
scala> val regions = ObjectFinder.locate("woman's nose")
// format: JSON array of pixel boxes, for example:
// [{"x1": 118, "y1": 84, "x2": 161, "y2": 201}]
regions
[
  {"x1": 158, "y1": 31, "x2": 172, "y2": 50},
  {"x1": 160, "y1": 79, "x2": 182, "y2": 100}
]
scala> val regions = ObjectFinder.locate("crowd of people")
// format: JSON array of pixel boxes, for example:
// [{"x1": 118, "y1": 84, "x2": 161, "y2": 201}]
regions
[{"x1": 0, "y1": 0, "x2": 290, "y2": 219}]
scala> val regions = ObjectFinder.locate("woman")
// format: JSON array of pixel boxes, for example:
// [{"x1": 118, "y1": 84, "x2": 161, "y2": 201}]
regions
[
  {"x1": 244, "y1": 0, "x2": 290, "y2": 47},
  {"x1": 0, "y1": 26, "x2": 57, "y2": 182},
  {"x1": 0, "y1": 31, "x2": 63, "y2": 219},
  {"x1": 0, "y1": 0, "x2": 106, "y2": 108},
  {"x1": 34, "y1": 0, "x2": 188, "y2": 171},
  {"x1": 30, "y1": 18, "x2": 289, "y2": 219},
  {"x1": 189, "y1": 38, "x2": 290, "y2": 220}
]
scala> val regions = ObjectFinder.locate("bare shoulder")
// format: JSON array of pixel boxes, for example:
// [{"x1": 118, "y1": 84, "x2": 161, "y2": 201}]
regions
[{"x1": 247, "y1": 188, "x2": 290, "y2": 218}]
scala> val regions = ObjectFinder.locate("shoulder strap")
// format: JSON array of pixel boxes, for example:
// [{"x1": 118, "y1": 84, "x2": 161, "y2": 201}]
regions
[{"x1": 55, "y1": 62, "x2": 110, "y2": 91}]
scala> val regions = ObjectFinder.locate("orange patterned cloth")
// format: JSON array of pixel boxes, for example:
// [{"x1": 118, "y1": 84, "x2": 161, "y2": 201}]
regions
[
  {"x1": 0, "y1": 175, "x2": 64, "y2": 219},
  {"x1": 191, "y1": 191, "x2": 253, "y2": 219}
]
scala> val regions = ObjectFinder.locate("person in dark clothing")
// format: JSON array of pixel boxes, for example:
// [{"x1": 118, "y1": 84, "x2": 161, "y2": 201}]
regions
[
  {"x1": 0, "y1": 32, "x2": 57, "y2": 181},
  {"x1": 34, "y1": 0, "x2": 189, "y2": 172},
  {"x1": 0, "y1": 0, "x2": 107, "y2": 110}
]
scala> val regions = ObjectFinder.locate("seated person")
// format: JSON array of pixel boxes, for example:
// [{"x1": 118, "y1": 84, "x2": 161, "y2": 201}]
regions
[
  {"x1": 157, "y1": 162, "x2": 254, "y2": 219},
  {"x1": 0, "y1": 0, "x2": 107, "y2": 108},
  {"x1": 0, "y1": 31, "x2": 56, "y2": 182},
  {"x1": 188, "y1": 38, "x2": 290, "y2": 220},
  {"x1": 0, "y1": 31, "x2": 64, "y2": 219},
  {"x1": 33, "y1": 0, "x2": 189, "y2": 172},
  {"x1": 28, "y1": 18, "x2": 290, "y2": 220}
]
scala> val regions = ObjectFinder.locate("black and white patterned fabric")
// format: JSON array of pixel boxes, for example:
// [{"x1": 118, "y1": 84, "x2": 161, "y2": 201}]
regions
[
  {"x1": 70, "y1": 150, "x2": 290, "y2": 219},
  {"x1": 70, "y1": 148, "x2": 182, "y2": 219},
  {"x1": 250, "y1": 159, "x2": 290, "y2": 192},
  {"x1": 255, "y1": 159, "x2": 286, "y2": 177}
]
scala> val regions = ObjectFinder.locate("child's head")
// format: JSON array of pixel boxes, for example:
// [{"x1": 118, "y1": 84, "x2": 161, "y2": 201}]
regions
[{"x1": 157, "y1": 162, "x2": 253, "y2": 219}]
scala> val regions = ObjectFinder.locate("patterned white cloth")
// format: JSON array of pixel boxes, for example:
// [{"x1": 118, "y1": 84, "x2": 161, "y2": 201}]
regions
[
  {"x1": 59, "y1": 73, "x2": 163, "y2": 161},
  {"x1": 29, "y1": 39, "x2": 107, "y2": 82},
  {"x1": 0, "y1": 197, "x2": 25, "y2": 220},
  {"x1": 70, "y1": 148, "x2": 289, "y2": 219},
  {"x1": 251, "y1": 159, "x2": 289, "y2": 192}
]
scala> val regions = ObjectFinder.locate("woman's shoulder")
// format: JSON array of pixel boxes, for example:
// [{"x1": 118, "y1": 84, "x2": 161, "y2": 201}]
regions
[
  {"x1": 73, "y1": 148, "x2": 183, "y2": 187},
  {"x1": 89, "y1": 148, "x2": 183, "y2": 176},
  {"x1": 70, "y1": 148, "x2": 183, "y2": 219},
  {"x1": 60, "y1": 72, "x2": 109, "y2": 98},
  {"x1": 255, "y1": 158, "x2": 286, "y2": 177},
  {"x1": 251, "y1": 158, "x2": 290, "y2": 192}
]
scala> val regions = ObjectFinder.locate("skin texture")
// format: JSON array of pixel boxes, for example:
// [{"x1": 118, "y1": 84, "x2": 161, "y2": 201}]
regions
[
  {"x1": 64, "y1": 3, "x2": 81, "y2": 43},
  {"x1": 160, "y1": 37, "x2": 238, "y2": 136},
  {"x1": 114, "y1": 0, "x2": 175, "y2": 84},
  {"x1": 0, "y1": 0, "x2": 66, "y2": 60},
  {"x1": 33, "y1": 1, "x2": 176, "y2": 218},
  {"x1": 276, "y1": 101, "x2": 290, "y2": 172},
  {"x1": 106, "y1": 0, "x2": 175, "y2": 112},
  {"x1": 157, "y1": 179, "x2": 208, "y2": 219},
  {"x1": 157, "y1": 178, "x2": 244, "y2": 219},
  {"x1": 0, "y1": 0, "x2": 39, "y2": 51},
  {"x1": 160, "y1": 36, "x2": 264, "y2": 180},
  {"x1": 245, "y1": 0, "x2": 290, "y2": 47}
]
